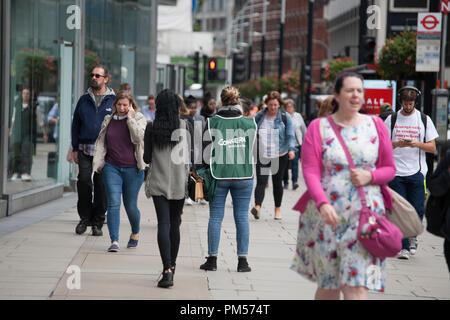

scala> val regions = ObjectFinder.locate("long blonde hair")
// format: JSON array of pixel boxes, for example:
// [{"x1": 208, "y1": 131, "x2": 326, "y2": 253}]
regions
[
  {"x1": 318, "y1": 96, "x2": 334, "y2": 118},
  {"x1": 178, "y1": 94, "x2": 190, "y2": 116}
]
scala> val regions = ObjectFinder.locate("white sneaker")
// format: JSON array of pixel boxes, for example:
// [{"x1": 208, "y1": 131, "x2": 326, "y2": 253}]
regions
[
  {"x1": 185, "y1": 198, "x2": 194, "y2": 206},
  {"x1": 397, "y1": 249, "x2": 410, "y2": 260},
  {"x1": 409, "y1": 237, "x2": 418, "y2": 255},
  {"x1": 21, "y1": 173, "x2": 32, "y2": 181},
  {"x1": 11, "y1": 173, "x2": 20, "y2": 181},
  {"x1": 199, "y1": 199, "x2": 208, "y2": 205}
]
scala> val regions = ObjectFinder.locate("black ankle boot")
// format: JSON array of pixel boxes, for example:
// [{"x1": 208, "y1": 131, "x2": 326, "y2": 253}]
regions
[
  {"x1": 200, "y1": 256, "x2": 217, "y2": 271},
  {"x1": 237, "y1": 257, "x2": 251, "y2": 272},
  {"x1": 157, "y1": 270, "x2": 174, "y2": 288}
]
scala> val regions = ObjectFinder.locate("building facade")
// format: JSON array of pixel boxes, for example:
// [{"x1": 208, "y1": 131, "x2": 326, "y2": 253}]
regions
[
  {"x1": 194, "y1": 0, "x2": 230, "y2": 56},
  {"x1": 0, "y1": 0, "x2": 158, "y2": 217},
  {"x1": 242, "y1": 0, "x2": 329, "y2": 88}
]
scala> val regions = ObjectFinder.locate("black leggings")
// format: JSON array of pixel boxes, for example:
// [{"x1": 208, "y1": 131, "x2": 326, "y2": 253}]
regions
[
  {"x1": 254, "y1": 154, "x2": 289, "y2": 208},
  {"x1": 152, "y1": 196, "x2": 184, "y2": 270},
  {"x1": 445, "y1": 239, "x2": 450, "y2": 273}
]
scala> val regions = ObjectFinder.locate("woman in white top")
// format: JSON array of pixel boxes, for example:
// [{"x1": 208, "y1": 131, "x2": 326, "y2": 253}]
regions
[{"x1": 283, "y1": 99, "x2": 307, "y2": 190}]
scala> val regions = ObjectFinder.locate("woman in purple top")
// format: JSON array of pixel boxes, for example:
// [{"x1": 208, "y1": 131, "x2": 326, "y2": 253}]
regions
[{"x1": 93, "y1": 91, "x2": 148, "y2": 252}]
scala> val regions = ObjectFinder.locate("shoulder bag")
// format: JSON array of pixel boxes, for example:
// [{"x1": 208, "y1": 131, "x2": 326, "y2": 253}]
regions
[
  {"x1": 327, "y1": 116, "x2": 403, "y2": 261},
  {"x1": 386, "y1": 187, "x2": 423, "y2": 238}
]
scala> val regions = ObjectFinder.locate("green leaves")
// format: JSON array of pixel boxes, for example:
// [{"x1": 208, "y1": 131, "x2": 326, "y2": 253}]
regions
[
  {"x1": 376, "y1": 31, "x2": 418, "y2": 80},
  {"x1": 323, "y1": 57, "x2": 357, "y2": 84}
]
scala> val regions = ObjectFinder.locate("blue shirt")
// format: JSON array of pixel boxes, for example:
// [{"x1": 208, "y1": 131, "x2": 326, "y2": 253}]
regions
[
  {"x1": 47, "y1": 103, "x2": 59, "y2": 140},
  {"x1": 141, "y1": 105, "x2": 156, "y2": 121}
]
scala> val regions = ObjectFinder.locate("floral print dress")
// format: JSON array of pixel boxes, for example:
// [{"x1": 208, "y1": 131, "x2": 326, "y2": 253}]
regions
[{"x1": 291, "y1": 116, "x2": 386, "y2": 292}]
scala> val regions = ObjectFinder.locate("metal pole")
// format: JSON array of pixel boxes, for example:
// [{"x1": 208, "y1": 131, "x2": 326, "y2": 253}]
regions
[
  {"x1": 202, "y1": 54, "x2": 207, "y2": 100},
  {"x1": 248, "y1": 0, "x2": 254, "y2": 80},
  {"x1": 149, "y1": 0, "x2": 158, "y2": 95},
  {"x1": 226, "y1": 1, "x2": 234, "y2": 84},
  {"x1": 248, "y1": 45, "x2": 253, "y2": 80},
  {"x1": 441, "y1": 13, "x2": 448, "y2": 88},
  {"x1": 305, "y1": 0, "x2": 314, "y2": 118},
  {"x1": 299, "y1": 56, "x2": 305, "y2": 114},
  {"x1": 358, "y1": 0, "x2": 368, "y2": 65},
  {"x1": 278, "y1": 0, "x2": 286, "y2": 90},
  {"x1": 260, "y1": 0, "x2": 267, "y2": 77}
]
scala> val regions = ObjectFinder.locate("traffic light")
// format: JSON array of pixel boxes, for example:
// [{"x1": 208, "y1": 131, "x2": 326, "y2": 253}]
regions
[
  {"x1": 187, "y1": 51, "x2": 200, "y2": 83},
  {"x1": 361, "y1": 36, "x2": 376, "y2": 64},
  {"x1": 304, "y1": 65, "x2": 312, "y2": 81},
  {"x1": 232, "y1": 53, "x2": 246, "y2": 84},
  {"x1": 320, "y1": 66, "x2": 325, "y2": 82},
  {"x1": 207, "y1": 57, "x2": 218, "y2": 81}
]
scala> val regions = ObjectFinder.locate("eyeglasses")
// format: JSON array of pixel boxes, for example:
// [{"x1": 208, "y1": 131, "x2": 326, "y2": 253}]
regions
[{"x1": 90, "y1": 73, "x2": 106, "y2": 79}]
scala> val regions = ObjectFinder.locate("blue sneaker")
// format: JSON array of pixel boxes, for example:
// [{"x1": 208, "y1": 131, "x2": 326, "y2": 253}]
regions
[
  {"x1": 127, "y1": 238, "x2": 139, "y2": 248},
  {"x1": 108, "y1": 244, "x2": 120, "y2": 252}
]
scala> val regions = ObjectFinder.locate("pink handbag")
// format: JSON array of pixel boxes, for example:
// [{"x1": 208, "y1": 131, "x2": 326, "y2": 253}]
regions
[{"x1": 327, "y1": 116, "x2": 402, "y2": 261}]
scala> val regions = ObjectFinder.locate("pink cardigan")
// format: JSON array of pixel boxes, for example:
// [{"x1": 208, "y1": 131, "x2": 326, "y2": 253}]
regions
[{"x1": 293, "y1": 115, "x2": 396, "y2": 213}]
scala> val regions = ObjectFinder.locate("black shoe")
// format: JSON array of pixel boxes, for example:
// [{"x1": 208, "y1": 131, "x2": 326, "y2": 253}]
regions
[
  {"x1": 200, "y1": 256, "x2": 217, "y2": 271},
  {"x1": 157, "y1": 270, "x2": 174, "y2": 288},
  {"x1": 293, "y1": 183, "x2": 299, "y2": 190},
  {"x1": 237, "y1": 257, "x2": 251, "y2": 272},
  {"x1": 75, "y1": 221, "x2": 88, "y2": 235},
  {"x1": 170, "y1": 265, "x2": 176, "y2": 277},
  {"x1": 92, "y1": 225, "x2": 103, "y2": 236},
  {"x1": 250, "y1": 207, "x2": 260, "y2": 220}
]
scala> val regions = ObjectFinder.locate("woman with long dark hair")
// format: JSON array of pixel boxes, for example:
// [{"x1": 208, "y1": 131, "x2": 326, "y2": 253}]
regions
[{"x1": 144, "y1": 89, "x2": 191, "y2": 288}]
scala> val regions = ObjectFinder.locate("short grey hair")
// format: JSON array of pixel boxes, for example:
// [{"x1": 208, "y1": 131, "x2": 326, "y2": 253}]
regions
[{"x1": 285, "y1": 99, "x2": 295, "y2": 107}]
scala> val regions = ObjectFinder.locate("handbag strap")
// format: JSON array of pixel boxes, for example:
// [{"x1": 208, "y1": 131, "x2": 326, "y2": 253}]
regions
[{"x1": 327, "y1": 115, "x2": 368, "y2": 208}]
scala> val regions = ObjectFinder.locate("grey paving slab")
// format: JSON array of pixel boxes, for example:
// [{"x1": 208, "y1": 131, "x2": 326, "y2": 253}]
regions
[{"x1": 0, "y1": 170, "x2": 449, "y2": 300}]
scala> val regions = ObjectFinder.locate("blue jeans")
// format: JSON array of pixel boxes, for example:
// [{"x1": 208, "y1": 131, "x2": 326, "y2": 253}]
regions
[
  {"x1": 283, "y1": 146, "x2": 300, "y2": 185},
  {"x1": 388, "y1": 171, "x2": 425, "y2": 251},
  {"x1": 208, "y1": 179, "x2": 253, "y2": 257},
  {"x1": 102, "y1": 162, "x2": 144, "y2": 243}
]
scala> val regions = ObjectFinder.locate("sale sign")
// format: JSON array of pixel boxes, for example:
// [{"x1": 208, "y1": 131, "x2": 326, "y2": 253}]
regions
[{"x1": 362, "y1": 80, "x2": 397, "y2": 115}]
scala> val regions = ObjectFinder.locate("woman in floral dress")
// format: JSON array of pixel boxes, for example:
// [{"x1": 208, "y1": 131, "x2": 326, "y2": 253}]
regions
[{"x1": 291, "y1": 72, "x2": 396, "y2": 300}]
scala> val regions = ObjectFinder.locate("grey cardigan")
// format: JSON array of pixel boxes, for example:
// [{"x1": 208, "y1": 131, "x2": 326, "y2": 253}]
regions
[{"x1": 144, "y1": 119, "x2": 190, "y2": 200}]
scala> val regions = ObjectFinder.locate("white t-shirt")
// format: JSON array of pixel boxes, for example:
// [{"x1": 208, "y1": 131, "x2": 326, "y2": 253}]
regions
[{"x1": 384, "y1": 110, "x2": 439, "y2": 177}]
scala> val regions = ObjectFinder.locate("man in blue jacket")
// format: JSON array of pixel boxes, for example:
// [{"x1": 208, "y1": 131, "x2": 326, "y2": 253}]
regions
[{"x1": 71, "y1": 65, "x2": 115, "y2": 236}]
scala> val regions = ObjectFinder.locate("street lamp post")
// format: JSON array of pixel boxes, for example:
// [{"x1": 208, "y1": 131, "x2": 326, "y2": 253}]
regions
[
  {"x1": 248, "y1": 0, "x2": 254, "y2": 80},
  {"x1": 278, "y1": 0, "x2": 286, "y2": 91},
  {"x1": 305, "y1": 0, "x2": 314, "y2": 118},
  {"x1": 260, "y1": 0, "x2": 267, "y2": 77}
]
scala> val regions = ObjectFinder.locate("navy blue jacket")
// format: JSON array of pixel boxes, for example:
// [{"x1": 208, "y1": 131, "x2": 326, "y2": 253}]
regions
[{"x1": 71, "y1": 90, "x2": 115, "y2": 151}]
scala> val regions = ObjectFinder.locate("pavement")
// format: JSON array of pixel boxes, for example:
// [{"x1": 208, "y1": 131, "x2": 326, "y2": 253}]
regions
[{"x1": 0, "y1": 171, "x2": 449, "y2": 300}]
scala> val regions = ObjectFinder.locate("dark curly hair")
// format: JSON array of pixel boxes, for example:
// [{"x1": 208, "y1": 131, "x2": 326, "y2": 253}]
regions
[{"x1": 152, "y1": 89, "x2": 181, "y2": 148}]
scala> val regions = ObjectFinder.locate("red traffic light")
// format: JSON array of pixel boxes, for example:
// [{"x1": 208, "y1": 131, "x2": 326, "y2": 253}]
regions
[{"x1": 209, "y1": 59, "x2": 216, "y2": 70}]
